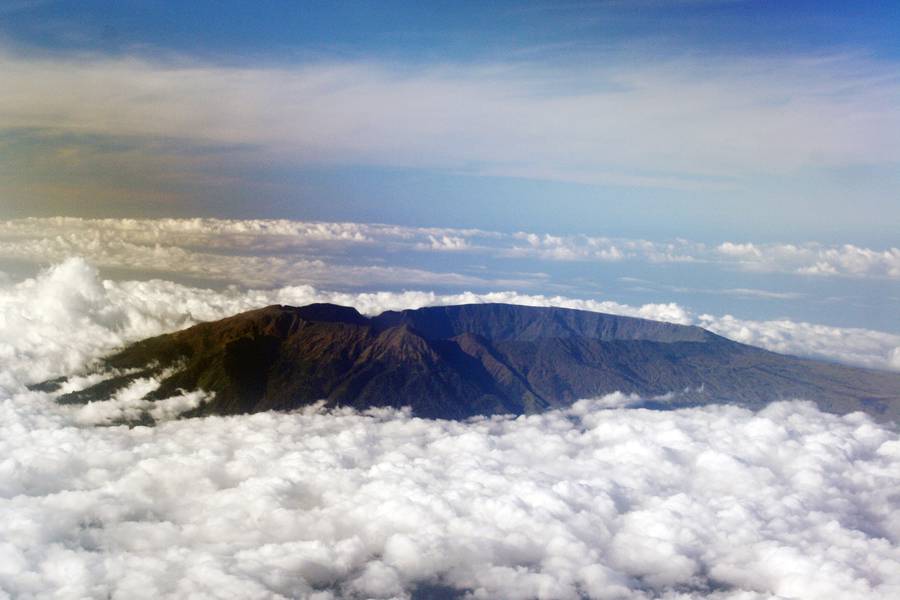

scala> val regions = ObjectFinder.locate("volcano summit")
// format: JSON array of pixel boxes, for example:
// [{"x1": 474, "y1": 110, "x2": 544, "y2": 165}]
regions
[{"x1": 50, "y1": 303, "x2": 900, "y2": 423}]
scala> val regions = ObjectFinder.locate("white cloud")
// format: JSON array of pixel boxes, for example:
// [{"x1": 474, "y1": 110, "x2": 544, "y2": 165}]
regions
[
  {"x1": 717, "y1": 242, "x2": 762, "y2": 258},
  {"x1": 418, "y1": 234, "x2": 470, "y2": 251},
  {"x1": 717, "y1": 242, "x2": 900, "y2": 279},
  {"x1": 1, "y1": 259, "x2": 899, "y2": 599},
  {"x1": 0, "y1": 218, "x2": 521, "y2": 288},
  {"x1": 2, "y1": 50, "x2": 899, "y2": 188},
  {"x1": 3, "y1": 218, "x2": 896, "y2": 288},
  {"x1": 70, "y1": 372, "x2": 213, "y2": 426},
  {"x1": 1, "y1": 390, "x2": 898, "y2": 599},
  {"x1": 890, "y1": 347, "x2": 900, "y2": 371},
  {"x1": 699, "y1": 313, "x2": 900, "y2": 371},
  {"x1": 506, "y1": 237, "x2": 900, "y2": 278},
  {"x1": 508, "y1": 233, "x2": 629, "y2": 262}
]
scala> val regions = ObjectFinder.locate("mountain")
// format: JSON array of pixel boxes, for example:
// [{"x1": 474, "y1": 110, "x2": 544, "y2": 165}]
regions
[{"x1": 48, "y1": 303, "x2": 900, "y2": 423}]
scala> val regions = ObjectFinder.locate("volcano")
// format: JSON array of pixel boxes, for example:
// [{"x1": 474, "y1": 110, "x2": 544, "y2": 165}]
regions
[{"x1": 50, "y1": 303, "x2": 900, "y2": 423}]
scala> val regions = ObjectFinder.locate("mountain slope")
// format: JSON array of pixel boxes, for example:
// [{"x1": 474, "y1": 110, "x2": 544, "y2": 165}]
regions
[{"x1": 51, "y1": 303, "x2": 900, "y2": 422}]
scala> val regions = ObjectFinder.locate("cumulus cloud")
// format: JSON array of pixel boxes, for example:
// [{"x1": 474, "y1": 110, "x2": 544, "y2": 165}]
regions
[
  {"x1": 717, "y1": 242, "x2": 762, "y2": 258},
  {"x1": 508, "y1": 233, "x2": 628, "y2": 262},
  {"x1": 2, "y1": 218, "x2": 897, "y2": 290},
  {"x1": 1, "y1": 258, "x2": 900, "y2": 599},
  {"x1": 418, "y1": 235, "x2": 470, "y2": 251},
  {"x1": 716, "y1": 242, "x2": 900, "y2": 279},
  {"x1": 0, "y1": 218, "x2": 523, "y2": 289},
  {"x1": 1, "y1": 391, "x2": 899, "y2": 599},
  {"x1": 699, "y1": 313, "x2": 900, "y2": 372},
  {"x1": 70, "y1": 372, "x2": 213, "y2": 426}
]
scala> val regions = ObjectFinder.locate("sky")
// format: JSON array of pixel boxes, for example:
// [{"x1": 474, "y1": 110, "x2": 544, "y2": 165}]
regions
[
  {"x1": 0, "y1": 0, "x2": 898, "y2": 337},
  {"x1": 1, "y1": 1, "x2": 899, "y2": 243}
]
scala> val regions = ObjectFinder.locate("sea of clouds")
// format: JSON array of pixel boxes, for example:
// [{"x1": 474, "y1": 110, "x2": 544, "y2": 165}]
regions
[
  {"x1": 1, "y1": 260, "x2": 899, "y2": 599},
  {"x1": 2, "y1": 218, "x2": 898, "y2": 286}
]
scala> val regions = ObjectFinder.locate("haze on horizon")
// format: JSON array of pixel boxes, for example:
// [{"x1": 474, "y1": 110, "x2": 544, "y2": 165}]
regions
[{"x1": 1, "y1": 1, "x2": 899, "y2": 242}]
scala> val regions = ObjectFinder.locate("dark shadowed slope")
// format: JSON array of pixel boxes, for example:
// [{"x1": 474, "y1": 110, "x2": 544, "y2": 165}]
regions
[{"x1": 47, "y1": 303, "x2": 900, "y2": 423}]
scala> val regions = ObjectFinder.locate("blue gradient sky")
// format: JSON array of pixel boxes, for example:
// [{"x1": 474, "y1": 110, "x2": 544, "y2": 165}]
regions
[
  {"x1": 1, "y1": 1, "x2": 898, "y2": 240},
  {"x1": 0, "y1": 2, "x2": 898, "y2": 336},
  {"x1": 5, "y1": 1, "x2": 900, "y2": 62}
]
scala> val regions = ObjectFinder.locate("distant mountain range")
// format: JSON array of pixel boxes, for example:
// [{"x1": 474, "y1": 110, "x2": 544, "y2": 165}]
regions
[{"x1": 46, "y1": 303, "x2": 900, "y2": 423}]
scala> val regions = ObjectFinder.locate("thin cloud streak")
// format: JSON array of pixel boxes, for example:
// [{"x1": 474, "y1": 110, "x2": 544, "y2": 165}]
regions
[{"x1": 1, "y1": 49, "x2": 899, "y2": 189}]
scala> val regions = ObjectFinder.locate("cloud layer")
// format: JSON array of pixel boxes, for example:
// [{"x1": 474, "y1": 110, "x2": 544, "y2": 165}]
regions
[
  {"x1": 3, "y1": 393, "x2": 899, "y2": 599},
  {"x1": 2, "y1": 218, "x2": 898, "y2": 289},
  {"x1": 1, "y1": 259, "x2": 899, "y2": 599},
  {"x1": 2, "y1": 49, "x2": 900, "y2": 189}
]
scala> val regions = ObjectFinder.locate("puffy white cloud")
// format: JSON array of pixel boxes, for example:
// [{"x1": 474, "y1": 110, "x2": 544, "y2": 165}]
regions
[
  {"x1": 0, "y1": 218, "x2": 518, "y2": 289},
  {"x1": 699, "y1": 313, "x2": 900, "y2": 372},
  {"x1": 717, "y1": 242, "x2": 900, "y2": 279},
  {"x1": 1, "y1": 390, "x2": 898, "y2": 599},
  {"x1": 1, "y1": 259, "x2": 899, "y2": 599},
  {"x1": 418, "y1": 235, "x2": 470, "y2": 251},
  {"x1": 508, "y1": 233, "x2": 629, "y2": 262},
  {"x1": 497, "y1": 235, "x2": 900, "y2": 278},
  {"x1": 3, "y1": 219, "x2": 896, "y2": 287},
  {"x1": 70, "y1": 373, "x2": 213, "y2": 426},
  {"x1": 717, "y1": 242, "x2": 762, "y2": 258}
]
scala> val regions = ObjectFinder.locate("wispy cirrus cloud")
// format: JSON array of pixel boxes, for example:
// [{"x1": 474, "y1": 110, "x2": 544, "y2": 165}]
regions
[{"x1": 1, "y1": 48, "x2": 899, "y2": 191}]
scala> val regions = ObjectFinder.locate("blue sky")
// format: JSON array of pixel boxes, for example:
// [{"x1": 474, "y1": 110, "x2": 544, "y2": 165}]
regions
[
  {"x1": 0, "y1": 1, "x2": 898, "y2": 335},
  {"x1": 1, "y1": 1, "x2": 899, "y2": 241},
  {"x1": 6, "y1": 1, "x2": 900, "y2": 62}
]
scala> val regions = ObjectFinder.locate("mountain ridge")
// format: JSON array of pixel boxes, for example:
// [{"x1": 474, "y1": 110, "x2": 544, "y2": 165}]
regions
[{"x1": 47, "y1": 302, "x2": 900, "y2": 423}]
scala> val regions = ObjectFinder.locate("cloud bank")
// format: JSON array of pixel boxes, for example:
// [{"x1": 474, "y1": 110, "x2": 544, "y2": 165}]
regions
[
  {"x1": 1, "y1": 259, "x2": 899, "y2": 599},
  {"x1": 2, "y1": 394, "x2": 899, "y2": 599},
  {"x1": 2, "y1": 218, "x2": 898, "y2": 288}
]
